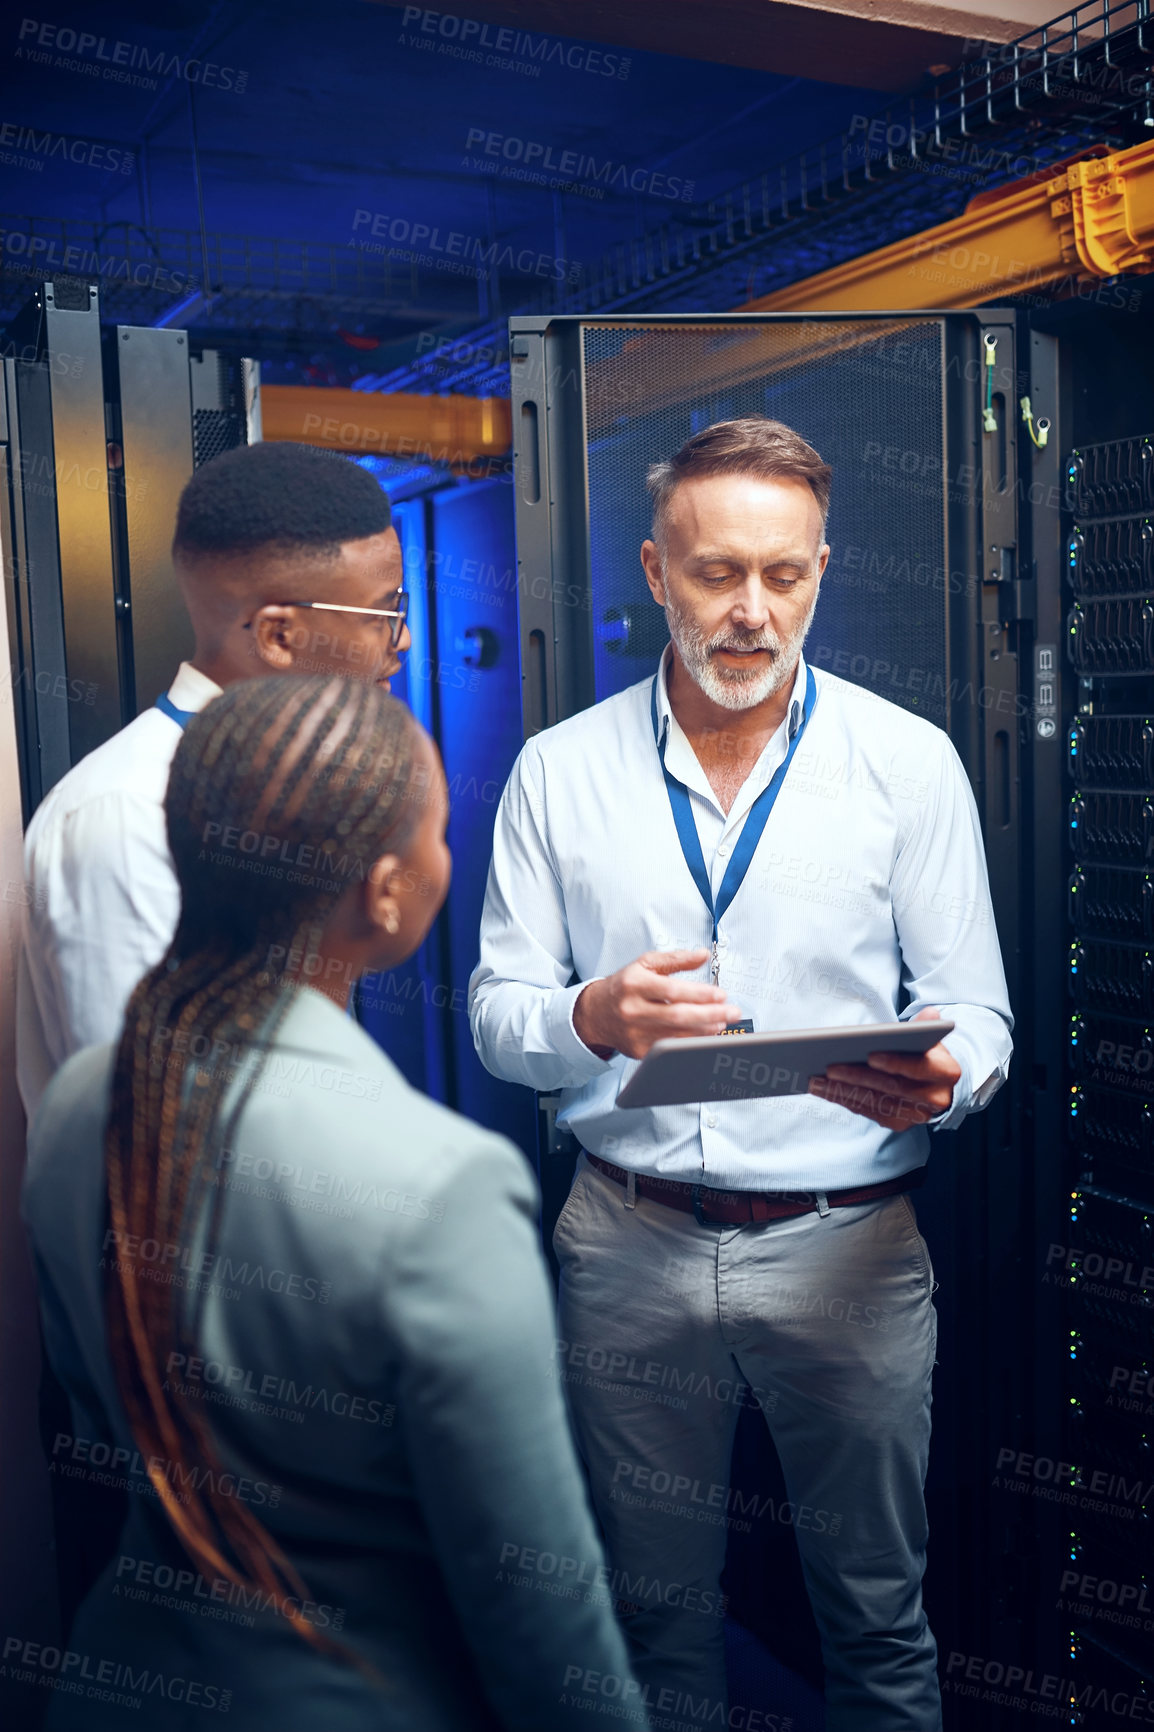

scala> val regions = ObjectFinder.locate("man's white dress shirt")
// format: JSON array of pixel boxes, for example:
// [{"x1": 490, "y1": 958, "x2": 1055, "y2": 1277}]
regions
[
  {"x1": 469, "y1": 649, "x2": 1014, "y2": 1193},
  {"x1": 17, "y1": 662, "x2": 222, "y2": 1119}
]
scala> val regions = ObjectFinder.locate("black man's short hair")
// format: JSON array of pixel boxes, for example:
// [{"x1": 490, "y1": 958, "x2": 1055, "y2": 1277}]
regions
[{"x1": 172, "y1": 442, "x2": 392, "y2": 564}]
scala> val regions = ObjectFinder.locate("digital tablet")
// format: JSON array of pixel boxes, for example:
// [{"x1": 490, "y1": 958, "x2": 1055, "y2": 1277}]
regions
[{"x1": 614, "y1": 1019, "x2": 955, "y2": 1109}]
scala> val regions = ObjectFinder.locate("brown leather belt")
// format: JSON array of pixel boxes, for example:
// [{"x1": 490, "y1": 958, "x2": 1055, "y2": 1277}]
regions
[{"x1": 583, "y1": 1151, "x2": 925, "y2": 1226}]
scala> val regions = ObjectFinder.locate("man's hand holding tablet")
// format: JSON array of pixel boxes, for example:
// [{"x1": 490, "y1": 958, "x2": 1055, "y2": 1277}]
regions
[
  {"x1": 808, "y1": 1005, "x2": 962, "y2": 1130},
  {"x1": 573, "y1": 947, "x2": 745, "y2": 1060},
  {"x1": 577, "y1": 954, "x2": 959, "y2": 1126}
]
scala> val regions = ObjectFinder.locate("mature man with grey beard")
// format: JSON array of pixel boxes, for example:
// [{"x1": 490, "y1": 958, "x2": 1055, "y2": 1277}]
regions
[{"x1": 469, "y1": 417, "x2": 1013, "y2": 1732}]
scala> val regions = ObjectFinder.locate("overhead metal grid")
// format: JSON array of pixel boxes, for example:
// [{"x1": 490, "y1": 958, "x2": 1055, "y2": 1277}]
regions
[
  {"x1": 0, "y1": 221, "x2": 490, "y2": 332},
  {"x1": 359, "y1": 0, "x2": 1154, "y2": 396},
  {"x1": 558, "y1": 0, "x2": 1154, "y2": 311}
]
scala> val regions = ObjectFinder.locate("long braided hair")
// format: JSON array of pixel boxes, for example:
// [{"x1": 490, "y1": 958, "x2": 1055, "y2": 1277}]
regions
[{"x1": 104, "y1": 674, "x2": 424, "y2": 1661}]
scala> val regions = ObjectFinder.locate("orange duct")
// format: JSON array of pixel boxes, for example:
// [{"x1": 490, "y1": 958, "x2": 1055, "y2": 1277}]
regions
[
  {"x1": 744, "y1": 137, "x2": 1154, "y2": 314},
  {"x1": 261, "y1": 385, "x2": 511, "y2": 467}
]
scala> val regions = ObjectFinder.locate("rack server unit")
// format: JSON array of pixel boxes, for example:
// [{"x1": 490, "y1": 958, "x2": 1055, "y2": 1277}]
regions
[
  {"x1": 1, "y1": 277, "x2": 258, "y2": 821},
  {"x1": 1061, "y1": 434, "x2": 1154, "y2": 1698}
]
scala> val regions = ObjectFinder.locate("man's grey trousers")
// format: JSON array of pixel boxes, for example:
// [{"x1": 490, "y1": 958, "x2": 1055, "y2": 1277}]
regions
[{"x1": 553, "y1": 1152, "x2": 942, "y2": 1732}]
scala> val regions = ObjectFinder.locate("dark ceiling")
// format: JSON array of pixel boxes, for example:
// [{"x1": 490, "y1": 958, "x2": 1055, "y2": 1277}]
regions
[{"x1": 0, "y1": 0, "x2": 898, "y2": 382}]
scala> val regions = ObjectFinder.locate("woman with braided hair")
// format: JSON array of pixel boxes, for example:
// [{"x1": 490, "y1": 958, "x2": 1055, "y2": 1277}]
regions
[{"x1": 23, "y1": 675, "x2": 645, "y2": 1732}]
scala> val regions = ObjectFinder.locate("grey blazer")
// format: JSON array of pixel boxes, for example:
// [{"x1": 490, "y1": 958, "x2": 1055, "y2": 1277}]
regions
[{"x1": 22, "y1": 986, "x2": 644, "y2": 1730}]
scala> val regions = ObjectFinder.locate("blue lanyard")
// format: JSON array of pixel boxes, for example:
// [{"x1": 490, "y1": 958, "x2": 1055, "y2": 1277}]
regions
[
  {"x1": 155, "y1": 691, "x2": 198, "y2": 730},
  {"x1": 650, "y1": 663, "x2": 818, "y2": 981}
]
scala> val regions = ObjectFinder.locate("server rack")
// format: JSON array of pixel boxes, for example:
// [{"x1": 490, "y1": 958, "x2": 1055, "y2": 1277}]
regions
[
  {"x1": 507, "y1": 309, "x2": 1062, "y2": 1719},
  {"x1": 1060, "y1": 432, "x2": 1154, "y2": 1701},
  {"x1": 1, "y1": 278, "x2": 257, "y2": 821}
]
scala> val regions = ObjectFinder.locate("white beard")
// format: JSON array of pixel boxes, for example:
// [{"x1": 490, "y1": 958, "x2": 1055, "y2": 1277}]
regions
[{"x1": 664, "y1": 587, "x2": 820, "y2": 711}]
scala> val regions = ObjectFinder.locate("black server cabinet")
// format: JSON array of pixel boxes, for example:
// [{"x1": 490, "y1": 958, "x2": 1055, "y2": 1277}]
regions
[
  {"x1": 506, "y1": 310, "x2": 1059, "y2": 1713},
  {"x1": 104, "y1": 326, "x2": 198, "y2": 717},
  {"x1": 1, "y1": 279, "x2": 257, "y2": 821},
  {"x1": 2, "y1": 277, "x2": 120, "y2": 807},
  {"x1": 1059, "y1": 432, "x2": 1154, "y2": 1701},
  {"x1": 105, "y1": 338, "x2": 258, "y2": 720}
]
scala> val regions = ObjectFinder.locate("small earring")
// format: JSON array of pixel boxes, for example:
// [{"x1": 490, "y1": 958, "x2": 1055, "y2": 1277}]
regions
[{"x1": 384, "y1": 908, "x2": 400, "y2": 935}]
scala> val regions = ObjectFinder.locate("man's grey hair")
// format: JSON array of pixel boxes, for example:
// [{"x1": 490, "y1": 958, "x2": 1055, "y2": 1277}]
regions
[{"x1": 647, "y1": 416, "x2": 832, "y2": 554}]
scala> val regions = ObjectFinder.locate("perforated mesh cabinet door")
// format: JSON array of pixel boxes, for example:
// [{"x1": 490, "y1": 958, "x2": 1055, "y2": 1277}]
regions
[{"x1": 580, "y1": 317, "x2": 952, "y2": 722}]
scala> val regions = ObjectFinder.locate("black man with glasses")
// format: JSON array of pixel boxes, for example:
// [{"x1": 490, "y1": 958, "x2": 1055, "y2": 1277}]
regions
[{"x1": 18, "y1": 441, "x2": 411, "y2": 1123}]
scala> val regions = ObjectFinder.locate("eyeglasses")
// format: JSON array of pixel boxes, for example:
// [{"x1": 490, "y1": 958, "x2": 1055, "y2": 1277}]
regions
[{"x1": 278, "y1": 592, "x2": 409, "y2": 648}]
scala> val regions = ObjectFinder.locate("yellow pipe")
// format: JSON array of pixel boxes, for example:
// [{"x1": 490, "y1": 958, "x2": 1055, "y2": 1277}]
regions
[
  {"x1": 261, "y1": 385, "x2": 511, "y2": 463},
  {"x1": 744, "y1": 136, "x2": 1154, "y2": 312}
]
